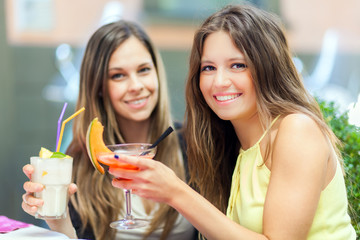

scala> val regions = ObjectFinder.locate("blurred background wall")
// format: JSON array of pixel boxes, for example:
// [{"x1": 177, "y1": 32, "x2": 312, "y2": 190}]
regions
[{"x1": 0, "y1": 0, "x2": 359, "y2": 227}]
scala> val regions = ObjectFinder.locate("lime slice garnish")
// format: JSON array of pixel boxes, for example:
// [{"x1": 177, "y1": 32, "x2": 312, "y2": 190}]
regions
[{"x1": 50, "y1": 152, "x2": 68, "y2": 158}]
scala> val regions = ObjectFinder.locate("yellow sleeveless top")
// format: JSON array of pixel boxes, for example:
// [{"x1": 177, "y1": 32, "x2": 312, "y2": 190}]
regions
[{"x1": 226, "y1": 117, "x2": 356, "y2": 239}]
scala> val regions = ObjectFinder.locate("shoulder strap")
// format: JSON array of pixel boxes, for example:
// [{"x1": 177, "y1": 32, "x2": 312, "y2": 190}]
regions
[{"x1": 256, "y1": 115, "x2": 280, "y2": 144}]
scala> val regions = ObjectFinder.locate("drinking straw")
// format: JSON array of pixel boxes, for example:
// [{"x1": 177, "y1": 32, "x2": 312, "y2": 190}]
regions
[
  {"x1": 56, "y1": 107, "x2": 85, "y2": 152},
  {"x1": 139, "y1": 126, "x2": 174, "y2": 156},
  {"x1": 56, "y1": 102, "x2": 68, "y2": 150}
]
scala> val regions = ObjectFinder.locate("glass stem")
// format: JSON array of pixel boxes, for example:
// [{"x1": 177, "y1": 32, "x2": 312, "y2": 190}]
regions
[{"x1": 124, "y1": 189, "x2": 132, "y2": 219}]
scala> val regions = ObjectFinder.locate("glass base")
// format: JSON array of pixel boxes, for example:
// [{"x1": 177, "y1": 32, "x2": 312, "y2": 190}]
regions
[
  {"x1": 110, "y1": 218, "x2": 148, "y2": 229},
  {"x1": 35, "y1": 213, "x2": 66, "y2": 219}
]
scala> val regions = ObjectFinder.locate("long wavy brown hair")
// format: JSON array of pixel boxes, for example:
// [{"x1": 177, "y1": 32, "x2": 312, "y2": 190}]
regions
[
  {"x1": 66, "y1": 20, "x2": 185, "y2": 240},
  {"x1": 185, "y1": 4, "x2": 342, "y2": 214}
]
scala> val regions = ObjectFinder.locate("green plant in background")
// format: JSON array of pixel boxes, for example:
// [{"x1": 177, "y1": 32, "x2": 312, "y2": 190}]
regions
[{"x1": 318, "y1": 98, "x2": 360, "y2": 237}]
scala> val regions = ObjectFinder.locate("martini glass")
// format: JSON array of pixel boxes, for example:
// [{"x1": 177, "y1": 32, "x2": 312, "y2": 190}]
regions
[{"x1": 101, "y1": 143, "x2": 157, "y2": 229}]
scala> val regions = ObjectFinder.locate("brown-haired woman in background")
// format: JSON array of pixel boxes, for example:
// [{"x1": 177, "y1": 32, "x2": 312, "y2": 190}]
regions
[{"x1": 22, "y1": 20, "x2": 196, "y2": 240}]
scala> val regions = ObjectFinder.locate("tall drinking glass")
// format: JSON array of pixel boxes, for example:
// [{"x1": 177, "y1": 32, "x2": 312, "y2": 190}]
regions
[
  {"x1": 30, "y1": 156, "x2": 73, "y2": 219},
  {"x1": 99, "y1": 143, "x2": 156, "y2": 229}
]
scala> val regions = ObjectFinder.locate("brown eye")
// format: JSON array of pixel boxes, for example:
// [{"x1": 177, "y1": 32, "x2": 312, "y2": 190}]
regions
[
  {"x1": 231, "y1": 63, "x2": 247, "y2": 69},
  {"x1": 201, "y1": 65, "x2": 216, "y2": 72},
  {"x1": 138, "y1": 67, "x2": 151, "y2": 74},
  {"x1": 110, "y1": 73, "x2": 125, "y2": 81}
]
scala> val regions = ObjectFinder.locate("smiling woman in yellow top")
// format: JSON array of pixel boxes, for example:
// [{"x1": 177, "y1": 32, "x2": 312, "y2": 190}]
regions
[{"x1": 106, "y1": 4, "x2": 356, "y2": 240}]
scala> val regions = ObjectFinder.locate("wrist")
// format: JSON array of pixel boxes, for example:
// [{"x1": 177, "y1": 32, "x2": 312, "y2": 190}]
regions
[
  {"x1": 46, "y1": 214, "x2": 77, "y2": 239},
  {"x1": 167, "y1": 179, "x2": 190, "y2": 209}
]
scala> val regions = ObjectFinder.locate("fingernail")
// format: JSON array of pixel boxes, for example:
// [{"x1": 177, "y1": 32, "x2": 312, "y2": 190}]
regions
[{"x1": 114, "y1": 154, "x2": 119, "y2": 159}]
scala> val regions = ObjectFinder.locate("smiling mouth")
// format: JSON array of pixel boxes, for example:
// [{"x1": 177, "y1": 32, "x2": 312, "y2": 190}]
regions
[
  {"x1": 215, "y1": 94, "x2": 241, "y2": 101},
  {"x1": 126, "y1": 97, "x2": 148, "y2": 105}
]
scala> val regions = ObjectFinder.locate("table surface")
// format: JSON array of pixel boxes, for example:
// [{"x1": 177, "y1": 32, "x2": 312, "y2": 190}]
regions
[{"x1": 0, "y1": 225, "x2": 70, "y2": 240}]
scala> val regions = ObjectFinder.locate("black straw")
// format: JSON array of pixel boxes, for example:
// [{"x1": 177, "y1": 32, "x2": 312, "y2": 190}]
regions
[
  {"x1": 151, "y1": 126, "x2": 174, "y2": 148},
  {"x1": 140, "y1": 126, "x2": 174, "y2": 156}
]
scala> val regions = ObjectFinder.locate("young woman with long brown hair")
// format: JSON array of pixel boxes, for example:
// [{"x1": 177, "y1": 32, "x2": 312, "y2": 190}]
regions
[
  {"x1": 107, "y1": 5, "x2": 356, "y2": 239},
  {"x1": 22, "y1": 20, "x2": 196, "y2": 240}
]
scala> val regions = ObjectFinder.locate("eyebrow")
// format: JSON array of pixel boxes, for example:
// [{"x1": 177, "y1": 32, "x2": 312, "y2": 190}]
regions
[
  {"x1": 138, "y1": 62, "x2": 153, "y2": 68},
  {"x1": 108, "y1": 67, "x2": 123, "y2": 71},
  {"x1": 200, "y1": 57, "x2": 246, "y2": 64},
  {"x1": 229, "y1": 57, "x2": 246, "y2": 61},
  {"x1": 200, "y1": 60, "x2": 213, "y2": 65},
  {"x1": 108, "y1": 62, "x2": 153, "y2": 71}
]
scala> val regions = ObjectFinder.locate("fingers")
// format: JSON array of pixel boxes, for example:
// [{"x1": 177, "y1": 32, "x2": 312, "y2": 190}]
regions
[
  {"x1": 23, "y1": 164, "x2": 34, "y2": 179},
  {"x1": 23, "y1": 181, "x2": 44, "y2": 193},
  {"x1": 22, "y1": 165, "x2": 43, "y2": 217},
  {"x1": 112, "y1": 179, "x2": 142, "y2": 198},
  {"x1": 108, "y1": 166, "x2": 140, "y2": 179},
  {"x1": 22, "y1": 181, "x2": 44, "y2": 217},
  {"x1": 22, "y1": 192, "x2": 43, "y2": 206},
  {"x1": 112, "y1": 177, "x2": 127, "y2": 187},
  {"x1": 112, "y1": 154, "x2": 155, "y2": 170},
  {"x1": 22, "y1": 200, "x2": 38, "y2": 215},
  {"x1": 68, "y1": 183, "x2": 77, "y2": 195},
  {"x1": 21, "y1": 192, "x2": 43, "y2": 216}
]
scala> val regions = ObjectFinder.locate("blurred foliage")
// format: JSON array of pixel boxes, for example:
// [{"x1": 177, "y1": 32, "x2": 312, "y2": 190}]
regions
[{"x1": 318, "y1": 98, "x2": 360, "y2": 237}]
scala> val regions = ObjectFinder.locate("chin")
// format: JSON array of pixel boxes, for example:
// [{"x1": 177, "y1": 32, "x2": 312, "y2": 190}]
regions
[
  {"x1": 133, "y1": 113, "x2": 153, "y2": 122},
  {"x1": 218, "y1": 116, "x2": 232, "y2": 121},
  {"x1": 214, "y1": 112, "x2": 233, "y2": 121}
]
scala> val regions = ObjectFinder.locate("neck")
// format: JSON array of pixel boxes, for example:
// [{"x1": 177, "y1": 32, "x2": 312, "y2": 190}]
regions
[
  {"x1": 231, "y1": 113, "x2": 264, "y2": 150},
  {"x1": 117, "y1": 118, "x2": 151, "y2": 143}
]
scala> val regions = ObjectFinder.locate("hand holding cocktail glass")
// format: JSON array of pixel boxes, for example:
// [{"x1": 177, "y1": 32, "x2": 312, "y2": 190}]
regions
[
  {"x1": 86, "y1": 118, "x2": 174, "y2": 229},
  {"x1": 98, "y1": 143, "x2": 157, "y2": 229},
  {"x1": 108, "y1": 150, "x2": 182, "y2": 204}
]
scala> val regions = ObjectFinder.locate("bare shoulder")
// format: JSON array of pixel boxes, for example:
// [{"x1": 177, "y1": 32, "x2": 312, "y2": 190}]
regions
[
  {"x1": 279, "y1": 113, "x2": 320, "y2": 133},
  {"x1": 273, "y1": 113, "x2": 330, "y2": 166},
  {"x1": 276, "y1": 113, "x2": 326, "y2": 144}
]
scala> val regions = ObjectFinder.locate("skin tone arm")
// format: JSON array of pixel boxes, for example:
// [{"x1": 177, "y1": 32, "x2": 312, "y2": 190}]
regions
[
  {"x1": 263, "y1": 113, "x2": 332, "y2": 239},
  {"x1": 22, "y1": 164, "x2": 78, "y2": 239},
  {"x1": 108, "y1": 113, "x2": 333, "y2": 240}
]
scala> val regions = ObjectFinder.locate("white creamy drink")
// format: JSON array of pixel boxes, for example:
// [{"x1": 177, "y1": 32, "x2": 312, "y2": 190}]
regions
[{"x1": 30, "y1": 156, "x2": 73, "y2": 219}]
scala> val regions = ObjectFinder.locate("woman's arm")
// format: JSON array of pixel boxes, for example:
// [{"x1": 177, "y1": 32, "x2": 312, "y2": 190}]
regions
[
  {"x1": 45, "y1": 215, "x2": 77, "y2": 238},
  {"x1": 263, "y1": 113, "x2": 332, "y2": 239},
  {"x1": 167, "y1": 176, "x2": 268, "y2": 240}
]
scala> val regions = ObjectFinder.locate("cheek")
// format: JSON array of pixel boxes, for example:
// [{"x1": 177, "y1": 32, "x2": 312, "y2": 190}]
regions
[
  {"x1": 147, "y1": 73, "x2": 159, "y2": 92},
  {"x1": 107, "y1": 81, "x2": 125, "y2": 102},
  {"x1": 247, "y1": 83, "x2": 258, "y2": 107},
  {"x1": 107, "y1": 82, "x2": 116, "y2": 101},
  {"x1": 144, "y1": 75, "x2": 160, "y2": 103},
  {"x1": 199, "y1": 76, "x2": 212, "y2": 100},
  {"x1": 199, "y1": 76, "x2": 207, "y2": 96},
  {"x1": 153, "y1": 78, "x2": 159, "y2": 92}
]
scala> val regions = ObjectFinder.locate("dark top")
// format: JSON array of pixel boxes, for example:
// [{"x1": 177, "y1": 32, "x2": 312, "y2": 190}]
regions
[{"x1": 69, "y1": 123, "x2": 195, "y2": 239}]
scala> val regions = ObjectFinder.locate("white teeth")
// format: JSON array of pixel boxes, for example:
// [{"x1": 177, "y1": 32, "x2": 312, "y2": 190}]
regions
[
  {"x1": 128, "y1": 98, "x2": 146, "y2": 105},
  {"x1": 215, "y1": 94, "x2": 241, "y2": 101}
]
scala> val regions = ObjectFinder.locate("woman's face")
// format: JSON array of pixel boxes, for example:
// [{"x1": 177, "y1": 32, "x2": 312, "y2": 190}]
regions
[
  {"x1": 107, "y1": 36, "x2": 159, "y2": 124},
  {"x1": 199, "y1": 31, "x2": 257, "y2": 122}
]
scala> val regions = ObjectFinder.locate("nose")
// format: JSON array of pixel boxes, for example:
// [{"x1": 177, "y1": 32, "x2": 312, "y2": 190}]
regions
[
  {"x1": 128, "y1": 74, "x2": 144, "y2": 92},
  {"x1": 214, "y1": 68, "x2": 231, "y2": 88}
]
